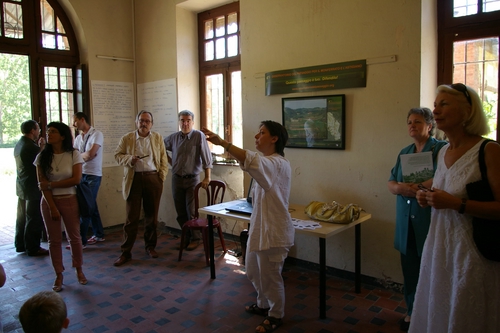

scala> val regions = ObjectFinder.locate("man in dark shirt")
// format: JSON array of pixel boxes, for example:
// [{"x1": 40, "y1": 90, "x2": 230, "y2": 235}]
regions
[
  {"x1": 14, "y1": 120, "x2": 49, "y2": 256},
  {"x1": 164, "y1": 110, "x2": 213, "y2": 250}
]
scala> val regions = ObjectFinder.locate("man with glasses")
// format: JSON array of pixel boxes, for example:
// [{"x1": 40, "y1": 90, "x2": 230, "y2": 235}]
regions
[
  {"x1": 14, "y1": 120, "x2": 49, "y2": 256},
  {"x1": 113, "y1": 111, "x2": 168, "y2": 266},
  {"x1": 164, "y1": 110, "x2": 212, "y2": 251}
]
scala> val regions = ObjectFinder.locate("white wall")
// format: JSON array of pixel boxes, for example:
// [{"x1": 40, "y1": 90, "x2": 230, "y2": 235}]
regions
[
  {"x1": 61, "y1": 0, "x2": 439, "y2": 284},
  {"x1": 176, "y1": 7, "x2": 200, "y2": 115},
  {"x1": 239, "y1": 0, "x2": 428, "y2": 282},
  {"x1": 63, "y1": 0, "x2": 136, "y2": 228}
]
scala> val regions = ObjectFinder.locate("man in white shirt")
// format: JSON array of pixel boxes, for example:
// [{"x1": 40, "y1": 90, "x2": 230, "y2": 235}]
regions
[{"x1": 73, "y1": 112, "x2": 105, "y2": 247}]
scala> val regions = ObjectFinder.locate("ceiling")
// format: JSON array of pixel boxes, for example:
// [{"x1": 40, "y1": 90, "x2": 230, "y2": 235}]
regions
[{"x1": 176, "y1": 0, "x2": 235, "y2": 13}]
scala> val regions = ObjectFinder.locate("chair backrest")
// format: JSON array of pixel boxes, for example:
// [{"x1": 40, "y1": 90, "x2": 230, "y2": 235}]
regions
[{"x1": 193, "y1": 180, "x2": 226, "y2": 218}]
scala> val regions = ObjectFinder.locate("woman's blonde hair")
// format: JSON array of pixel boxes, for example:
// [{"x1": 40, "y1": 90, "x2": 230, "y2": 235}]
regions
[{"x1": 436, "y1": 84, "x2": 489, "y2": 136}]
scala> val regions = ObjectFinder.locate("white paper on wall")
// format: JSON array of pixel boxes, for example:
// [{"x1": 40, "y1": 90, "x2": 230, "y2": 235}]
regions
[
  {"x1": 91, "y1": 81, "x2": 135, "y2": 168},
  {"x1": 137, "y1": 78, "x2": 178, "y2": 137}
]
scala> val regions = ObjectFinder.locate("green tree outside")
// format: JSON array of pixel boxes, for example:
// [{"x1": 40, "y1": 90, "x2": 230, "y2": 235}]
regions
[
  {"x1": 483, "y1": 98, "x2": 498, "y2": 140},
  {"x1": 0, "y1": 53, "x2": 31, "y2": 147}
]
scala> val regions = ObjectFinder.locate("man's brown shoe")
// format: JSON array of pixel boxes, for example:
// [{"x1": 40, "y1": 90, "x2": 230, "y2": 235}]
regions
[
  {"x1": 113, "y1": 255, "x2": 131, "y2": 266},
  {"x1": 186, "y1": 240, "x2": 200, "y2": 251},
  {"x1": 146, "y1": 248, "x2": 158, "y2": 258},
  {"x1": 28, "y1": 247, "x2": 49, "y2": 256}
]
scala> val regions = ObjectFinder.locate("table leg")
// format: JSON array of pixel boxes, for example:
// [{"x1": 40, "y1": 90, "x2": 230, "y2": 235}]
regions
[
  {"x1": 319, "y1": 237, "x2": 326, "y2": 319},
  {"x1": 355, "y1": 224, "x2": 361, "y2": 293},
  {"x1": 208, "y1": 214, "x2": 216, "y2": 279}
]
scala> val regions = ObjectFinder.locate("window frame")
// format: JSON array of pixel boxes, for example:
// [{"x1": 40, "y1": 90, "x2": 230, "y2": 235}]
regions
[
  {"x1": 438, "y1": 0, "x2": 500, "y2": 139},
  {"x1": 198, "y1": 2, "x2": 240, "y2": 144},
  {"x1": 0, "y1": 0, "x2": 82, "y2": 133}
]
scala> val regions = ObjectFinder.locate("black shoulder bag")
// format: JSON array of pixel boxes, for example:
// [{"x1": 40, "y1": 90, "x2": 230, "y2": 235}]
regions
[
  {"x1": 465, "y1": 139, "x2": 500, "y2": 261},
  {"x1": 72, "y1": 151, "x2": 95, "y2": 218}
]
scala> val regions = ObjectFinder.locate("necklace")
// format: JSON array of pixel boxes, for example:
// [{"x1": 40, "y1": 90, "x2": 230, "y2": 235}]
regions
[{"x1": 54, "y1": 153, "x2": 65, "y2": 172}]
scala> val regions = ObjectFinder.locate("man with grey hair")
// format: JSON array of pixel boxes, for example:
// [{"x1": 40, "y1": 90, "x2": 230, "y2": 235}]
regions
[
  {"x1": 113, "y1": 110, "x2": 168, "y2": 266},
  {"x1": 164, "y1": 110, "x2": 213, "y2": 250}
]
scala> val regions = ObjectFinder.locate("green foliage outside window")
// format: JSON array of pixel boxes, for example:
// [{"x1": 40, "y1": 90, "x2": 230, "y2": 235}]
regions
[
  {"x1": 483, "y1": 99, "x2": 498, "y2": 140},
  {"x1": 0, "y1": 53, "x2": 31, "y2": 147}
]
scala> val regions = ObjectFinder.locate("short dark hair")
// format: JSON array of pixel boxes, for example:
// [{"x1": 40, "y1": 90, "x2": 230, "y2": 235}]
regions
[
  {"x1": 261, "y1": 120, "x2": 288, "y2": 157},
  {"x1": 74, "y1": 112, "x2": 90, "y2": 124},
  {"x1": 137, "y1": 110, "x2": 154, "y2": 123},
  {"x1": 19, "y1": 291, "x2": 67, "y2": 333},
  {"x1": 20, "y1": 120, "x2": 39, "y2": 134}
]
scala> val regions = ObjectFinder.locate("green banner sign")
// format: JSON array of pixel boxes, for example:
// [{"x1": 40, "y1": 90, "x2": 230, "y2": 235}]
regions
[{"x1": 265, "y1": 60, "x2": 366, "y2": 95}]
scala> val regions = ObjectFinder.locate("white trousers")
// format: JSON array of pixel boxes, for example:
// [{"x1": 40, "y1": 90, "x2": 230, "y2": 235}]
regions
[{"x1": 246, "y1": 247, "x2": 289, "y2": 319}]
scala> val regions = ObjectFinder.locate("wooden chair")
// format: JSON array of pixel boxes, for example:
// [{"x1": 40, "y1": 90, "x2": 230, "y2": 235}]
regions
[{"x1": 178, "y1": 180, "x2": 227, "y2": 266}]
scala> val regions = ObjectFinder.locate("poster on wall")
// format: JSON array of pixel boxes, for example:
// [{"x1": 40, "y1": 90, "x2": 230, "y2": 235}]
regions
[
  {"x1": 265, "y1": 60, "x2": 366, "y2": 95},
  {"x1": 137, "y1": 79, "x2": 178, "y2": 137},
  {"x1": 91, "y1": 81, "x2": 135, "y2": 168},
  {"x1": 282, "y1": 94, "x2": 345, "y2": 150}
]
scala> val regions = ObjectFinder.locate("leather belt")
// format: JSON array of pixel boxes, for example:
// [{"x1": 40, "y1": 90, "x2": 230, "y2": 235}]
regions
[
  {"x1": 135, "y1": 171, "x2": 157, "y2": 175},
  {"x1": 174, "y1": 174, "x2": 196, "y2": 179}
]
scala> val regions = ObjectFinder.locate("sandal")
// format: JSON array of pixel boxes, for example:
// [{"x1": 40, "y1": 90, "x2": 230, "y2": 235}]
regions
[
  {"x1": 52, "y1": 274, "x2": 63, "y2": 292},
  {"x1": 245, "y1": 304, "x2": 270, "y2": 316},
  {"x1": 256, "y1": 316, "x2": 282, "y2": 333},
  {"x1": 76, "y1": 272, "x2": 88, "y2": 285}
]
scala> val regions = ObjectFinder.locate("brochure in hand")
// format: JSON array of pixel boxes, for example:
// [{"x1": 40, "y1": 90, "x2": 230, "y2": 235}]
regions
[{"x1": 400, "y1": 151, "x2": 434, "y2": 183}]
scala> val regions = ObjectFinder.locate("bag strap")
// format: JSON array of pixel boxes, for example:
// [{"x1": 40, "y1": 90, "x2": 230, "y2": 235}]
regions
[
  {"x1": 478, "y1": 139, "x2": 493, "y2": 181},
  {"x1": 81, "y1": 128, "x2": 94, "y2": 152}
]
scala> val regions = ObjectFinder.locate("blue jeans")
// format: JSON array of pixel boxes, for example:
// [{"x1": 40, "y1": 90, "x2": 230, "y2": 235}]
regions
[{"x1": 79, "y1": 174, "x2": 104, "y2": 245}]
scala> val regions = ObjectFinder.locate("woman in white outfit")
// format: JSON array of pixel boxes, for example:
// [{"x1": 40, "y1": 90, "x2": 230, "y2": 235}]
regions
[
  {"x1": 412, "y1": 84, "x2": 500, "y2": 332},
  {"x1": 202, "y1": 121, "x2": 294, "y2": 333}
]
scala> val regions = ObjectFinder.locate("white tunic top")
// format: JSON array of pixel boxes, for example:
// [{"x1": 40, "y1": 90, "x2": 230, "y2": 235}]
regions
[{"x1": 240, "y1": 150, "x2": 294, "y2": 253}]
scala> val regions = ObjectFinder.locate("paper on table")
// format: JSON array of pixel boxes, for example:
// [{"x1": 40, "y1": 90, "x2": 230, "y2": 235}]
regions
[
  {"x1": 292, "y1": 218, "x2": 322, "y2": 230},
  {"x1": 400, "y1": 151, "x2": 434, "y2": 183}
]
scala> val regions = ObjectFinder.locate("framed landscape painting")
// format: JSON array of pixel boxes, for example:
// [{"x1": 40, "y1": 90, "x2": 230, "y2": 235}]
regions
[{"x1": 282, "y1": 94, "x2": 345, "y2": 149}]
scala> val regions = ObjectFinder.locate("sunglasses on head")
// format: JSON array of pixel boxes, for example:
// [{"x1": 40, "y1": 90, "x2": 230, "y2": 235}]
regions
[{"x1": 450, "y1": 83, "x2": 472, "y2": 105}]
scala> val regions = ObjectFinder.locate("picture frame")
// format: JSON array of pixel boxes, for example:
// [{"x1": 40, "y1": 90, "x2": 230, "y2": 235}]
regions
[{"x1": 282, "y1": 94, "x2": 345, "y2": 149}]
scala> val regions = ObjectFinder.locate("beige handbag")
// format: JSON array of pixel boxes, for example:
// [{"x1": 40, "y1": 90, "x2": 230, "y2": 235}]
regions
[{"x1": 304, "y1": 201, "x2": 363, "y2": 224}]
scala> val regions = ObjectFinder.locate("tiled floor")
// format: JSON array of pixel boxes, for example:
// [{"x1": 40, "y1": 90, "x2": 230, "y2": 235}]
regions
[{"x1": 0, "y1": 224, "x2": 407, "y2": 333}]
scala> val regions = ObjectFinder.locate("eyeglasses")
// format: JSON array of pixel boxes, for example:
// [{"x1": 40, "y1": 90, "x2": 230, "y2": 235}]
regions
[
  {"x1": 450, "y1": 83, "x2": 472, "y2": 105},
  {"x1": 139, "y1": 119, "x2": 152, "y2": 124}
]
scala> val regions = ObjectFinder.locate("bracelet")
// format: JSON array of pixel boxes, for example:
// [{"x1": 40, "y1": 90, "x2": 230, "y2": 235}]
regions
[
  {"x1": 225, "y1": 143, "x2": 232, "y2": 151},
  {"x1": 458, "y1": 198, "x2": 467, "y2": 214}
]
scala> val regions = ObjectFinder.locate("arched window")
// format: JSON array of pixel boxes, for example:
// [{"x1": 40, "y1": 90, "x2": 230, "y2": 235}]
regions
[{"x1": 0, "y1": 0, "x2": 83, "y2": 145}]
